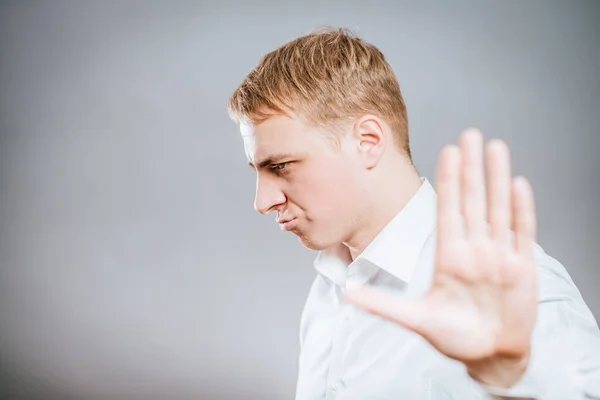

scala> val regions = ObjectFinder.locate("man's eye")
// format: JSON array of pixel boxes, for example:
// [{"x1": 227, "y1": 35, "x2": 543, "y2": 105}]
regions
[{"x1": 271, "y1": 162, "x2": 289, "y2": 171}]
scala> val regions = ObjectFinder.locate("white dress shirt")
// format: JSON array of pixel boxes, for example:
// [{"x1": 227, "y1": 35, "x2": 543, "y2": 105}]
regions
[{"x1": 295, "y1": 178, "x2": 600, "y2": 400}]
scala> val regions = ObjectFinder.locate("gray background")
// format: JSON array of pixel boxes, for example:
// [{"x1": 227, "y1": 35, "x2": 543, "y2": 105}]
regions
[{"x1": 0, "y1": 1, "x2": 598, "y2": 399}]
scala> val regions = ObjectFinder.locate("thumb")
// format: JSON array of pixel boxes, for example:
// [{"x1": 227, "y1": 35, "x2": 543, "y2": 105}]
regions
[{"x1": 343, "y1": 286, "x2": 426, "y2": 334}]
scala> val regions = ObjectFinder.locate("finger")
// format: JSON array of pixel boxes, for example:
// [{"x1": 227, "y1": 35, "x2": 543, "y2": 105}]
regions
[
  {"x1": 460, "y1": 129, "x2": 487, "y2": 237},
  {"x1": 436, "y1": 145, "x2": 462, "y2": 241},
  {"x1": 343, "y1": 286, "x2": 425, "y2": 334},
  {"x1": 486, "y1": 140, "x2": 512, "y2": 247},
  {"x1": 512, "y1": 176, "x2": 536, "y2": 258}
]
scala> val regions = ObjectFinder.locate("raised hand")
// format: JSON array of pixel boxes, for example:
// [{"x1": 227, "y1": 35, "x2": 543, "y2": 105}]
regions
[{"x1": 344, "y1": 129, "x2": 538, "y2": 388}]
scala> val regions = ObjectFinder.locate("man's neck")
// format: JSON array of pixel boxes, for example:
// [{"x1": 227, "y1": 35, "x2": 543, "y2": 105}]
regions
[{"x1": 344, "y1": 167, "x2": 423, "y2": 260}]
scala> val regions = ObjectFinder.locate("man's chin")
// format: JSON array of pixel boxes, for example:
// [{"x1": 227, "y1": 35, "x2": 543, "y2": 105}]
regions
[{"x1": 295, "y1": 233, "x2": 330, "y2": 251}]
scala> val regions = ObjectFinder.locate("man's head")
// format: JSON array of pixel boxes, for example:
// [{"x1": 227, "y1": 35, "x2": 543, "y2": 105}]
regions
[{"x1": 228, "y1": 28, "x2": 416, "y2": 251}]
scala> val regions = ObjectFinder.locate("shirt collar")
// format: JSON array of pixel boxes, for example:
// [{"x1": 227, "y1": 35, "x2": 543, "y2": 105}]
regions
[{"x1": 313, "y1": 178, "x2": 438, "y2": 287}]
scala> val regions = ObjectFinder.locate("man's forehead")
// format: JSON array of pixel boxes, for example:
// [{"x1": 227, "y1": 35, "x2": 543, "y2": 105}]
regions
[
  {"x1": 239, "y1": 120, "x2": 256, "y2": 138},
  {"x1": 239, "y1": 119, "x2": 301, "y2": 166},
  {"x1": 239, "y1": 118, "x2": 282, "y2": 149},
  {"x1": 239, "y1": 122, "x2": 270, "y2": 165},
  {"x1": 238, "y1": 121, "x2": 257, "y2": 153}
]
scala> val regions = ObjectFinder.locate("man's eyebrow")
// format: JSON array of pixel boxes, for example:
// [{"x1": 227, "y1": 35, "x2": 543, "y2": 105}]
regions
[{"x1": 249, "y1": 153, "x2": 295, "y2": 169}]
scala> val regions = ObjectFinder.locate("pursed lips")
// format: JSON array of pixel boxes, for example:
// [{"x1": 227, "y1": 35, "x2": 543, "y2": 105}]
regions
[{"x1": 277, "y1": 217, "x2": 297, "y2": 231}]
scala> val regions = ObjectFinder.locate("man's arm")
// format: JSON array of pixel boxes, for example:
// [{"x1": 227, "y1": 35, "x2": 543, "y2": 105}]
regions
[
  {"x1": 478, "y1": 248, "x2": 600, "y2": 400},
  {"x1": 343, "y1": 128, "x2": 600, "y2": 399}
]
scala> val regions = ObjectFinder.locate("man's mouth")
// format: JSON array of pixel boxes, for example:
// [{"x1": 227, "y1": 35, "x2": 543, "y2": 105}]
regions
[{"x1": 278, "y1": 218, "x2": 297, "y2": 231}]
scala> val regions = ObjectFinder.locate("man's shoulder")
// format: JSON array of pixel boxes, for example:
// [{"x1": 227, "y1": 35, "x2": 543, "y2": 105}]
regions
[
  {"x1": 532, "y1": 242, "x2": 600, "y2": 331},
  {"x1": 532, "y1": 242, "x2": 581, "y2": 299}
]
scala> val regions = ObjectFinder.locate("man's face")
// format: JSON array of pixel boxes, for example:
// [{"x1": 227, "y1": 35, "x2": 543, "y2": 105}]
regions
[{"x1": 241, "y1": 114, "x2": 365, "y2": 250}]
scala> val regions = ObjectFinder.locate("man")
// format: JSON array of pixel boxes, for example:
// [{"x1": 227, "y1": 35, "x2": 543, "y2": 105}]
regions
[{"x1": 227, "y1": 28, "x2": 600, "y2": 399}]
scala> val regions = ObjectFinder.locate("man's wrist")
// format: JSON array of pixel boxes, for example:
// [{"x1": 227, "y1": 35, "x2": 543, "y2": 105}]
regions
[{"x1": 466, "y1": 351, "x2": 530, "y2": 389}]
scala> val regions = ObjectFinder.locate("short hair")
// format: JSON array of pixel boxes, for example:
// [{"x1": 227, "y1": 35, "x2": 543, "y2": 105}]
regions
[{"x1": 227, "y1": 27, "x2": 411, "y2": 158}]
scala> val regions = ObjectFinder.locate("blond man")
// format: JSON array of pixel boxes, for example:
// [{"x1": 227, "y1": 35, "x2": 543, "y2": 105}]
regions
[{"x1": 228, "y1": 28, "x2": 600, "y2": 399}]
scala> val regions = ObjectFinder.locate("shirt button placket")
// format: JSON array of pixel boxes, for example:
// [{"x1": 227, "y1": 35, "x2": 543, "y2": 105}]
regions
[{"x1": 326, "y1": 300, "x2": 351, "y2": 399}]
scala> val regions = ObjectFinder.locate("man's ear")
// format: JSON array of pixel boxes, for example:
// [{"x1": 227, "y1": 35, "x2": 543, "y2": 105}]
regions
[{"x1": 352, "y1": 115, "x2": 386, "y2": 169}]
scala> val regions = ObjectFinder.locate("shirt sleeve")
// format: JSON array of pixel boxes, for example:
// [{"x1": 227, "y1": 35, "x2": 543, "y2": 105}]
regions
[{"x1": 478, "y1": 245, "x2": 600, "y2": 400}]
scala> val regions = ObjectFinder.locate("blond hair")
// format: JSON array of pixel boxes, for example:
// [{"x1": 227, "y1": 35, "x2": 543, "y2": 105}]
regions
[{"x1": 227, "y1": 27, "x2": 411, "y2": 158}]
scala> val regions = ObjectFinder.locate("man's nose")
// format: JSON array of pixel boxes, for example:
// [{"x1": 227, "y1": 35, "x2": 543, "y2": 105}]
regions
[{"x1": 254, "y1": 176, "x2": 286, "y2": 215}]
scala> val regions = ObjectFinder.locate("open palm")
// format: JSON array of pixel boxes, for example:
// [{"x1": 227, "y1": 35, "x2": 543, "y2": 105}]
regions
[{"x1": 345, "y1": 129, "x2": 537, "y2": 383}]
